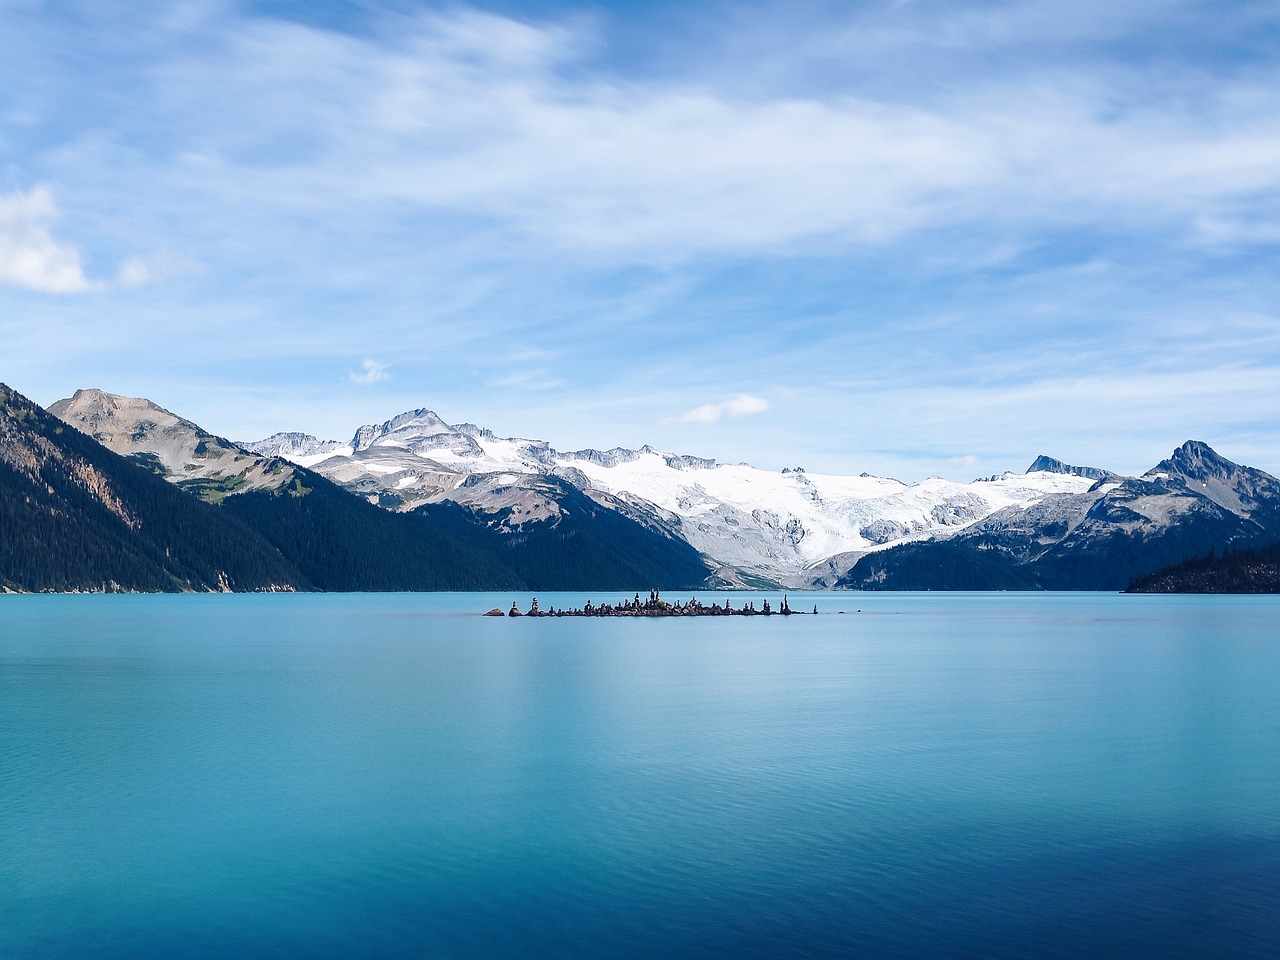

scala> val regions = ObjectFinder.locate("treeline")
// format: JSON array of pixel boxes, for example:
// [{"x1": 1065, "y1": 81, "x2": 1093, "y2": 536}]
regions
[
  {"x1": 416, "y1": 483, "x2": 710, "y2": 591},
  {"x1": 1127, "y1": 544, "x2": 1280, "y2": 594},
  {"x1": 0, "y1": 386, "x2": 302, "y2": 593},
  {"x1": 218, "y1": 472, "x2": 518, "y2": 591}
]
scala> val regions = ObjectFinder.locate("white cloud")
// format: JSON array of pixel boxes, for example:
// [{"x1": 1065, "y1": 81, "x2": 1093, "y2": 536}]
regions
[
  {"x1": 116, "y1": 256, "x2": 154, "y2": 287},
  {"x1": 130, "y1": 6, "x2": 1280, "y2": 261},
  {"x1": 113, "y1": 250, "x2": 202, "y2": 288},
  {"x1": 673, "y1": 393, "x2": 771, "y2": 424},
  {"x1": 348, "y1": 358, "x2": 390, "y2": 384},
  {"x1": 0, "y1": 186, "x2": 98, "y2": 293}
]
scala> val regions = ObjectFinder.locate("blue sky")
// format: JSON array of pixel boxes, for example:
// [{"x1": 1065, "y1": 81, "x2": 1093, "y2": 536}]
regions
[{"x1": 3, "y1": 0, "x2": 1280, "y2": 479}]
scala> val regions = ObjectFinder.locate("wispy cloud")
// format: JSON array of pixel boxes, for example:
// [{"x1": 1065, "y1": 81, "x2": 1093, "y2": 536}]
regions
[
  {"x1": 115, "y1": 256, "x2": 154, "y2": 288},
  {"x1": 113, "y1": 250, "x2": 200, "y2": 288},
  {"x1": 673, "y1": 394, "x2": 771, "y2": 424},
  {"x1": 0, "y1": 186, "x2": 98, "y2": 293},
  {"x1": 487, "y1": 370, "x2": 566, "y2": 391},
  {"x1": 348, "y1": 359, "x2": 390, "y2": 384},
  {"x1": 113, "y1": 5, "x2": 1280, "y2": 262}
]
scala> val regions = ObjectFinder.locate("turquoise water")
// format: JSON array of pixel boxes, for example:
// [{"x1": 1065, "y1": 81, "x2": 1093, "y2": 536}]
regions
[{"x1": 2, "y1": 592, "x2": 1278, "y2": 958}]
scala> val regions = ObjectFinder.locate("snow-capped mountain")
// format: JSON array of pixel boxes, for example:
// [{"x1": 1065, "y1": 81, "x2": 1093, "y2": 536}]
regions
[
  {"x1": 840, "y1": 441, "x2": 1280, "y2": 591},
  {"x1": 246, "y1": 407, "x2": 1099, "y2": 585},
  {"x1": 569, "y1": 450, "x2": 1101, "y2": 582},
  {"x1": 245, "y1": 408, "x2": 574, "y2": 525}
]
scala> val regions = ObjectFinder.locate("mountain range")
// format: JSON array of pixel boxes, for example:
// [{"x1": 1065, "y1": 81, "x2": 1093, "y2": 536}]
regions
[
  {"x1": 241, "y1": 407, "x2": 1099, "y2": 587},
  {"x1": 41, "y1": 388, "x2": 706, "y2": 593},
  {"x1": 3, "y1": 382, "x2": 1277, "y2": 593}
]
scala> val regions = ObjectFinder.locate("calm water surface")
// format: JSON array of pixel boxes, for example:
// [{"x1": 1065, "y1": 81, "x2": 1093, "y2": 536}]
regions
[{"x1": 2, "y1": 592, "x2": 1278, "y2": 958}]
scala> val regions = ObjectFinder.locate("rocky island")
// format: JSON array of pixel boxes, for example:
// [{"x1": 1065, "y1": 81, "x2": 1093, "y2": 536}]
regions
[{"x1": 486, "y1": 590, "x2": 814, "y2": 617}]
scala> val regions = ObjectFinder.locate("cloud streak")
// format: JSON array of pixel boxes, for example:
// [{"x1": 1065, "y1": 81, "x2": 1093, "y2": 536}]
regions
[
  {"x1": 673, "y1": 394, "x2": 771, "y2": 424},
  {"x1": 115, "y1": 5, "x2": 1280, "y2": 263},
  {"x1": 348, "y1": 359, "x2": 390, "y2": 384}
]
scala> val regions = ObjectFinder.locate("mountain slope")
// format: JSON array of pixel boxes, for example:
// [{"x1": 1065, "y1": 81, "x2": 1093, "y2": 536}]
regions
[
  {"x1": 1127, "y1": 543, "x2": 1280, "y2": 593},
  {"x1": 51, "y1": 391, "x2": 520, "y2": 591},
  {"x1": 840, "y1": 442, "x2": 1280, "y2": 591},
  {"x1": 415, "y1": 480, "x2": 711, "y2": 591},
  {"x1": 215, "y1": 475, "x2": 519, "y2": 591},
  {"x1": 0, "y1": 384, "x2": 305, "y2": 593},
  {"x1": 50, "y1": 389, "x2": 298, "y2": 502}
]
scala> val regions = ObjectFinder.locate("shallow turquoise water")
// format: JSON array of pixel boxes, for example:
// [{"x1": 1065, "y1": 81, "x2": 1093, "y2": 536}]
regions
[{"x1": 2, "y1": 592, "x2": 1278, "y2": 958}]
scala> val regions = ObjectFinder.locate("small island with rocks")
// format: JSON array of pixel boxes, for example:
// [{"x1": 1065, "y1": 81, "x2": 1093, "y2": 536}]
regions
[{"x1": 485, "y1": 590, "x2": 816, "y2": 618}]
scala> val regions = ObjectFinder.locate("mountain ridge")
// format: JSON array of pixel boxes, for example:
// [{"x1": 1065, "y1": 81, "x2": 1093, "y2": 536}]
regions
[
  {"x1": 20, "y1": 383, "x2": 1280, "y2": 593},
  {"x1": 53, "y1": 390, "x2": 709, "y2": 592},
  {"x1": 244, "y1": 405, "x2": 1099, "y2": 585},
  {"x1": 840, "y1": 442, "x2": 1280, "y2": 591}
]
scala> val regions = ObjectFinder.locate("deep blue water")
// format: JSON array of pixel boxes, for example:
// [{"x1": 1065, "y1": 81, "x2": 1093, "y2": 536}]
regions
[{"x1": 2, "y1": 592, "x2": 1278, "y2": 959}]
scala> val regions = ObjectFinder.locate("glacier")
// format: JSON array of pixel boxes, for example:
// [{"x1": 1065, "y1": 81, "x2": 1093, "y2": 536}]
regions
[{"x1": 244, "y1": 407, "x2": 1098, "y2": 585}]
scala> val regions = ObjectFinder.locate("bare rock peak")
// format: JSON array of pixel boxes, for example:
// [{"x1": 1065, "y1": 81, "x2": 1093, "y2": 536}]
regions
[
  {"x1": 1026, "y1": 455, "x2": 1113, "y2": 481},
  {"x1": 1147, "y1": 440, "x2": 1240, "y2": 483}
]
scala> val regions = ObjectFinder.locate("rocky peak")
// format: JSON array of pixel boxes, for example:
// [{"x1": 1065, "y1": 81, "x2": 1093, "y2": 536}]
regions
[
  {"x1": 50, "y1": 389, "x2": 213, "y2": 451},
  {"x1": 1147, "y1": 441, "x2": 1238, "y2": 484},
  {"x1": 242, "y1": 432, "x2": 342, "y2": 459},
  {"x1": 565, "y1": 447, "x2": 643, "y2": 468},
  {"x1": 351, "y1": 408, "x2": 451, "y2": 451},
  {"x1": 452, "y1": 423, "x2": 495, "y2": 440},
  {"x1": 1026, "y1": 455, "x2": 1112, "y2": 481},
  {"x1": 665, "y1": 453, "x2": 718, "y2": 471},
  {"x1": 52, "y1": 387, "x2": 115, "y2": 415},
  {"x1": 50, "y1": 388, "x2": 147, "y2": 434},
  {"x1": 49, "y1": 387, "x2": 297, "y2": 500}
]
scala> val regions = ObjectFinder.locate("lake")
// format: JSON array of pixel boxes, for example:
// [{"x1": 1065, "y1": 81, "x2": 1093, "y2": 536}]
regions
[{"x1": 2, "y1": 592, "x2": 1278, "y2": 958}]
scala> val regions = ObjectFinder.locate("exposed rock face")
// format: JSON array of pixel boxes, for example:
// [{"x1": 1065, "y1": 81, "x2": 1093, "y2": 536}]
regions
[
  {"x1": 1026, "y1": 455, "x2": 1114, "y2": 482},
  {"x1": 51, "y1": 389, "x2": 297, "y2": 503},
  {"x1": 243, "y1": 432, "x2": 344, "y2": 462},
  {"x1": 859, "y1": 519, "x2": 911, "y2": 544}
]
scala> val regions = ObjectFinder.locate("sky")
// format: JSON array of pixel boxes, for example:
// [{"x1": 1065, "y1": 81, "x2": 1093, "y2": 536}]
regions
[{"x1": 3, "y1": 0, "x2": 1280, "y2": 480}]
